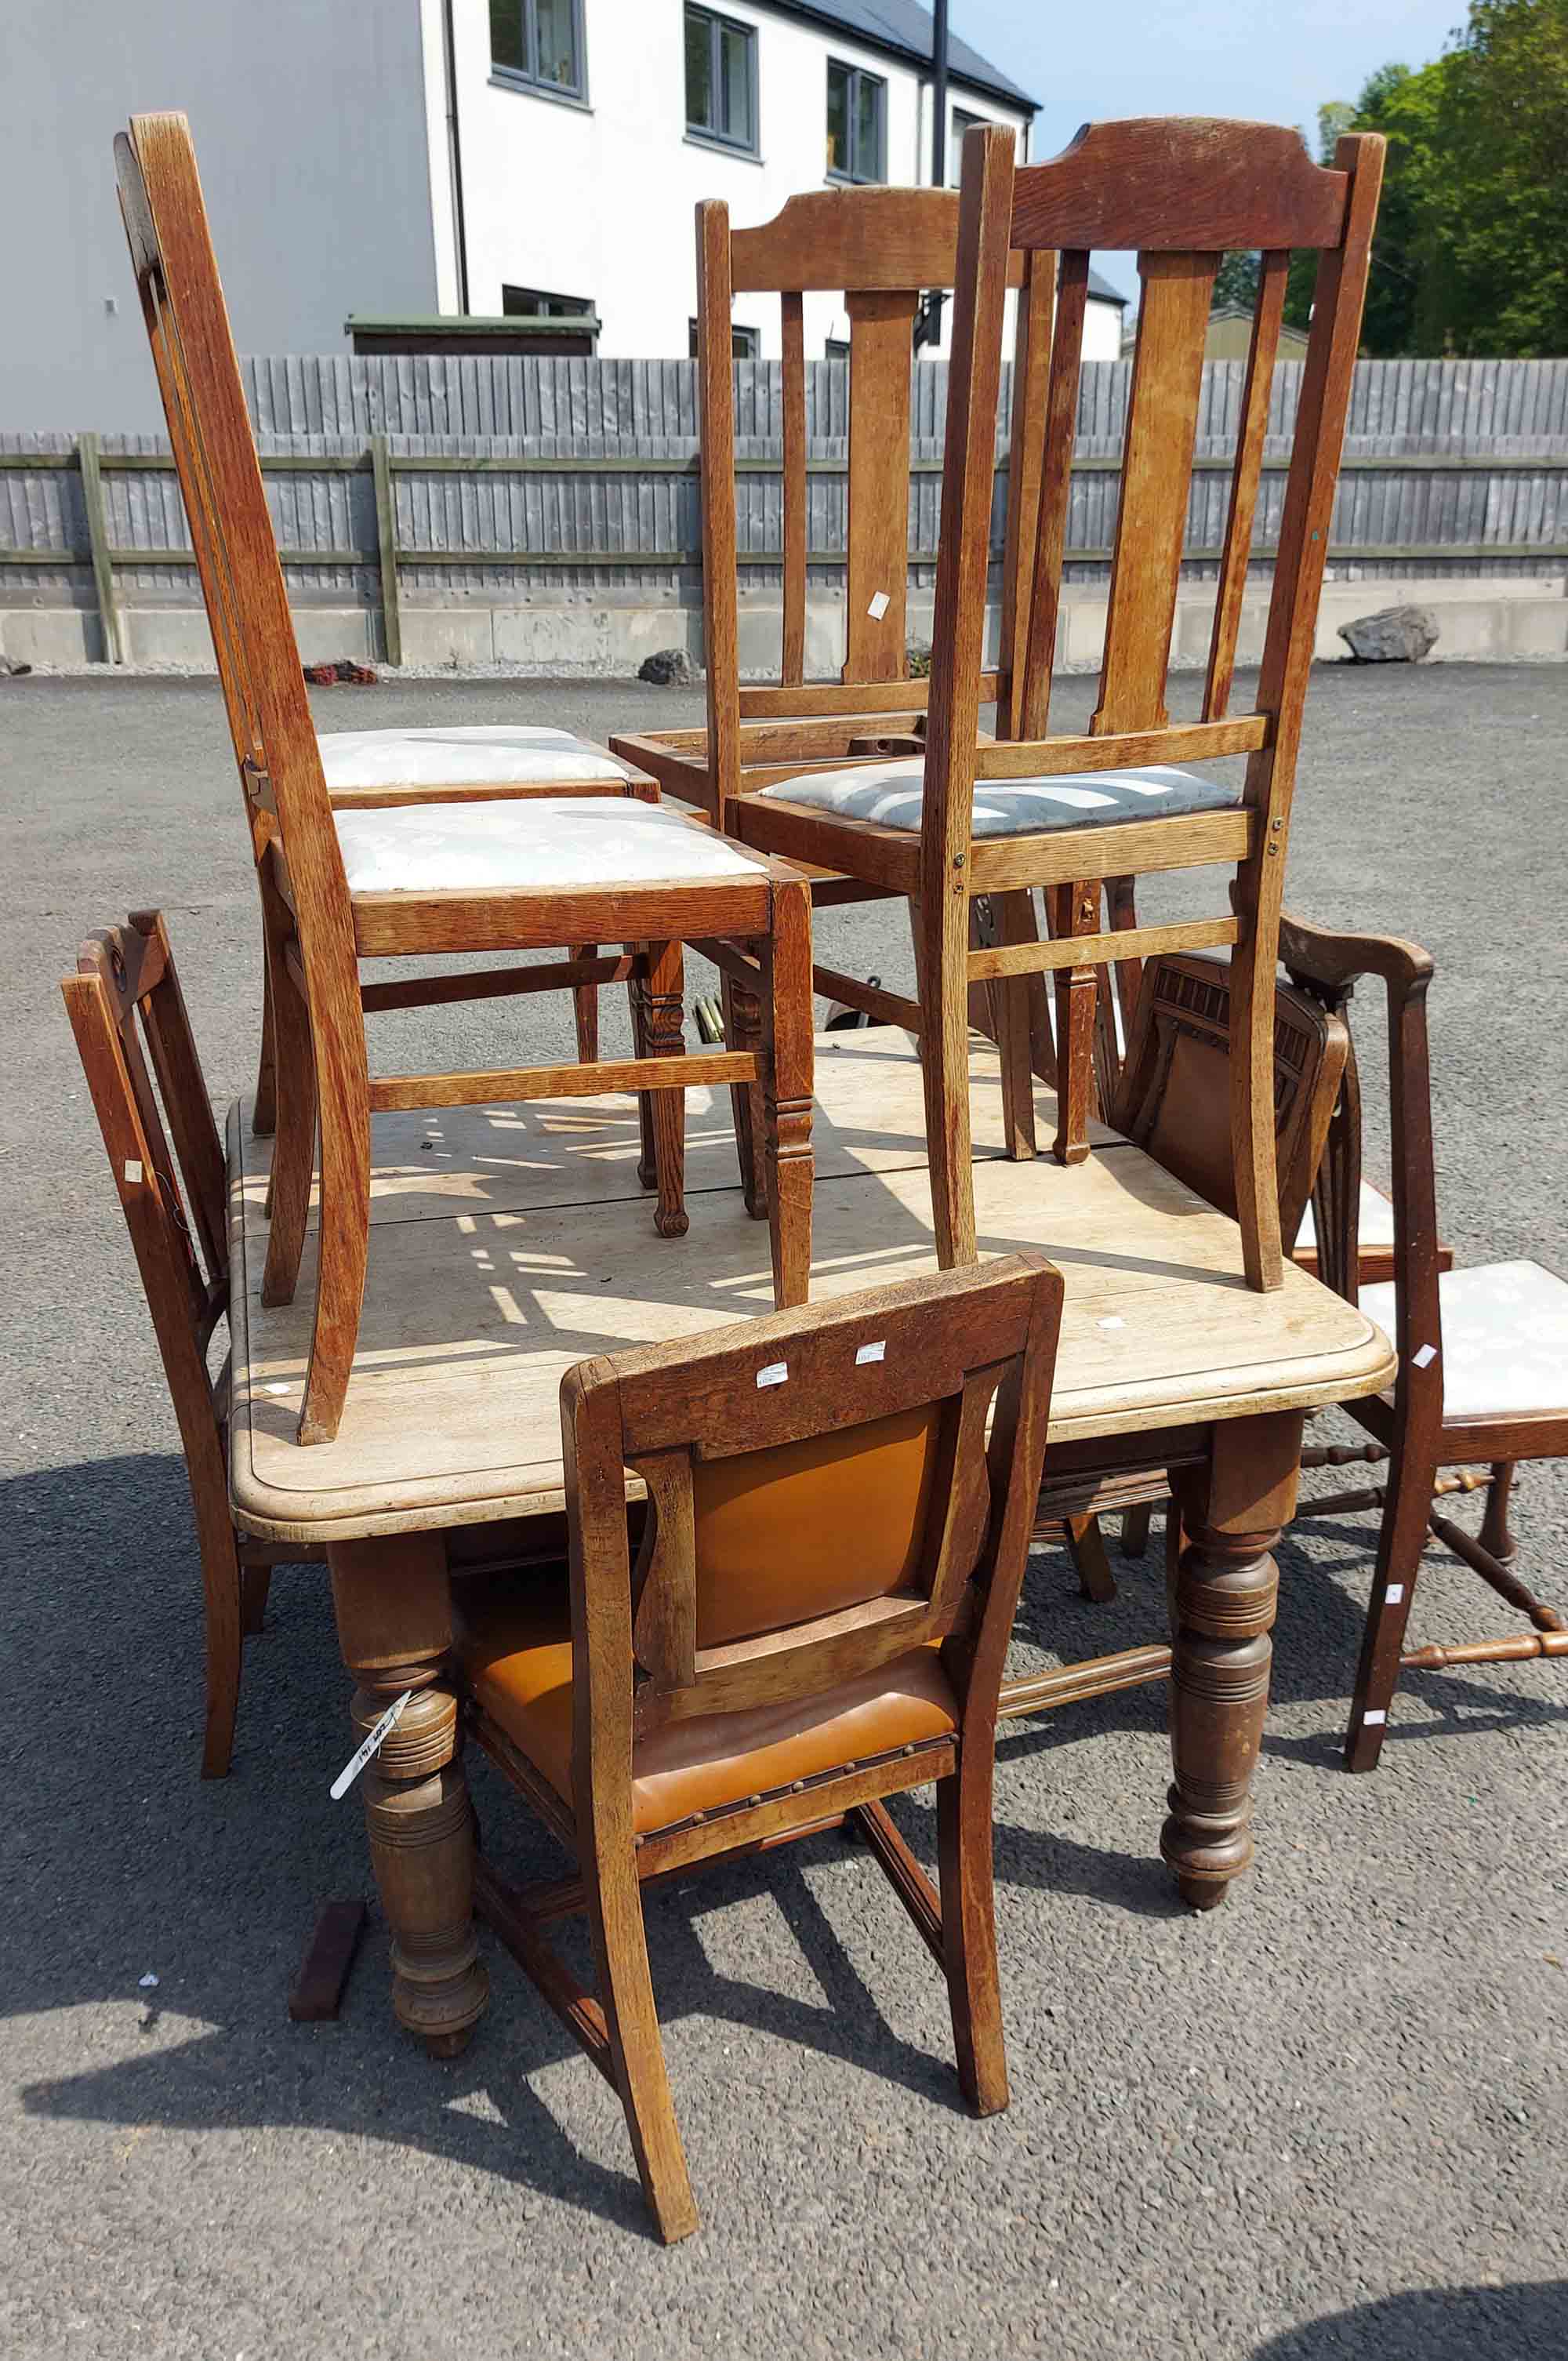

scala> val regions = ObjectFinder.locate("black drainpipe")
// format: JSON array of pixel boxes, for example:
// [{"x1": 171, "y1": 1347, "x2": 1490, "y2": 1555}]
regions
[
  {"x1": 441, "y1": 0, "x2": 472, "y2": 314},
  {"x1": 923, "y1": 0, "x2": 949, "y2": 347}
]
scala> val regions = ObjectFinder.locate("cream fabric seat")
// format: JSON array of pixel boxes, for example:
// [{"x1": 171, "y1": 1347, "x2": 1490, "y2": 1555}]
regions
[
  {"x1": 335, "y1": 795, "x2": 760, "y2": 895},
  {"x1": 753, "y1": 759, "x2": 1241, "y2": 837},
  {"x1": 1358, "y1": 1259, "x2": 1568, "y2": 1422},
  {"x1": 318, "y1": 725, "x2": 633, "y2": 791}
]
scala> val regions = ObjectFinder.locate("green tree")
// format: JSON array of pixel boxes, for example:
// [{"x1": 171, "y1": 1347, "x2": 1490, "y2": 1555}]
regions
[
  {"x1": 1213, "y1": 249, "x2": 1261, "y2": 311},
  {"x1": 1292, "y1": 2, "x2": 1568, "y2": 357}
]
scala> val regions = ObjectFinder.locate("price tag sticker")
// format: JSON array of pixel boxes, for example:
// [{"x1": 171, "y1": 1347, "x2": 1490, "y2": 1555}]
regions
[
  {"x1": 756, "y1": 1360, "x2": 789, "y2": 1389},
  {"x1": 866, "y1": 590, "x2": 891, "y2": 620},
  {"x1": 855, "y1": 1340, "x2": 887, "y2": 1365}
]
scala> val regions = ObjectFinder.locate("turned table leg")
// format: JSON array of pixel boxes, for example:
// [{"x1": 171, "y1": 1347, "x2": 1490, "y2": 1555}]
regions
[
  {"x1": 328, "y1": 1534, "x2": 488, "y2": 2055},
  {"x1": 1162, "y1": 1411, "x2": 1303, "y2": 1911}
]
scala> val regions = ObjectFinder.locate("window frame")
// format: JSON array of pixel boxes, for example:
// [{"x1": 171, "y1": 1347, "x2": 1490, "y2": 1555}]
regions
[
  {"x1": 688, "y1": 316, "x2": 760, "y2": 359},
  {"x1": 826, "y1": 56, "x2": 887, "y2": 185},
  {"x1": 503, "y1": 284, "x2": 595, "y2": 320},
  {"x1": 949, "y1": 107, "x2": 984, "y2": 186},
  {"x1": 489, "y1": 0, "x2": 589, "y2": 107},
  {"x1": 684, "y1": 3, "x2": 760, "y2": 158}
]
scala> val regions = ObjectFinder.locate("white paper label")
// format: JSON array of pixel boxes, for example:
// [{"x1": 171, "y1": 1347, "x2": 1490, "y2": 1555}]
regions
[
  {"x1": 855, "y1": 1340, "x2": 887, "y2": 1364},
  {"x1": 1362, "y1": 1709, "x2": 1388, "y2": 1726},
  {"x1": 1097, "y1": 1316, "x2": 1126, "y2": 1331},
  {"x1": 1412, "y1": 1343, "x2": 1437, "y2": 1369},
  {"x1": 866, "y1": 590, "x2": 891, "y2": 620},
  {"x1": 756, "y1": 1360, "x2": 788, "y2": 1389},
  {"x1": 123, "y1": 1159, "x2": 143, "y2": 1185},
  {"x1": 1385, "y1": 1585, "x2": 1404, "y2": 1606},
  {"x1": 330, "y1": 1689, "x2": 414, "y2": 1800}
]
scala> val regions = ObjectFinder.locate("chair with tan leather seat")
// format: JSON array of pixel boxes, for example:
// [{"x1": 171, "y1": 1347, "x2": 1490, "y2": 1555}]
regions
[{"x1": 456, "y1": 1255, "x2": 1063, "y2": 2242}]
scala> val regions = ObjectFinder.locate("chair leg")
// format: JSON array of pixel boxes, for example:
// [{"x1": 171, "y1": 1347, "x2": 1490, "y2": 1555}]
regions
[
  {"x1": 720, "y1": 965, "x2": 767, "y2": 1218},
  {"x1": 1064, "y1": 1513, "x2": 1117, "y2": 1602},
  {"x1": 626, "y1": 948, "x2": 657, "y2": 1191},
  {"x1": 760, "y1": 876, "x2": 815, "y2": 1307},
  {"x1": 568, "y1": 943, "x2": 599, "y2": 1062},
  {"x1": 1047, "y1": 884, "x2": 1097, "y2": 1168},
  {"x1": 1478, "y1": 1461, "x2": 1518, "y2": 1566},
  {"x1": 936, "y1": 1763, "x2": 1007, "y2": 2116},
  {"x1": 1345, "y1": 1447, "x2": 1441, "y2": 1773},
  {"x1": 194, "y1": 1480, "x2": 245, "y2": 1780},
  {"x1": 1121, "y1": 1502, "x2": 1154, "y2": 1560},
  {"x1": 583, "y1": 1848, "x2": 700, "y2": 2243},
  {"x1": 1229, "y1": 914, "x2": 1284, "y2": 1290},
  {"x1": 641, "y1": 939, "x2": 689, "y2": 1241},
  {"x1": 253, "y1": 935, "x2": 278, "y2": 1138},
  {"x1": 910, "y1": 893, "x2": 978, "y2": 1266},
  {"x1": 297, "y1": 1022, "x2": 372, "y2": 1448},
  {"x1": 993, "y1": 892, "x2": 1038, "y2": 1161},
  {"x1": 239, "y1": 1560, "x2": 272, "y2": 1636},
  {"x1": 260, "y1": 961, "x2": 318, "y2": 1311}
]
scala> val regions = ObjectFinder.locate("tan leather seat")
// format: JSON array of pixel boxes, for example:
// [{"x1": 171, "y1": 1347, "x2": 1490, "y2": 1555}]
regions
[{"x1": 456, "y1": 1582, "x2": 957, "y2": 1836}]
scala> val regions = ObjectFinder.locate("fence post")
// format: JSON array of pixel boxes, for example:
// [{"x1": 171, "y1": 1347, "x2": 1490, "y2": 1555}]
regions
[
  {"x1": 77, "y1": 434, "x2": 123, "y2": 665},
  {"x1": 369, "y1": 435, "x2": 403, "y2": 667}
]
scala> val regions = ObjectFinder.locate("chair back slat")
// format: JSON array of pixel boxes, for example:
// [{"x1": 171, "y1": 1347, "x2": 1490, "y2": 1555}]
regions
[
  {"x1": 779, "y1": 292, "x2": 808, "y2": 686},
  {"x1": 843, "y1": 289, "x2": 920, "y2": 682},
  {"x1": 1008, "y1": 117, "x2": 1348, "y2": 253},
  {"x1": 115, "y1": 117, "x2": 356, "y2": 973},
  {"x1": 1093, "y1": 252, "x2": 1218, "y2": 736},
  {"x1": 1015, "y1": 251, "x2": 1087, "y2": 741},
  {"x1": 996, "y1": 249, "x2": 1054, "y2": 739},
  {"x1": 563, "y1": 1260, "x2": 1061, "y2": 1751},
  {"x1": 63, "y1": 914, "x2": 230, "y2": 1435},
  {"x1": 1203, "y1": 249, "x2": 1288, "y2": 720}
]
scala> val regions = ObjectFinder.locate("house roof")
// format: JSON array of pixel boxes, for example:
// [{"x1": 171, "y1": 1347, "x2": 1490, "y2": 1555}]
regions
[
  {"x1": 1087, "y1": 267, "x2": 1127, "y2": 308},
  {"x1": 757, "y1": 3, "x2": 1040, "y2": 114}
]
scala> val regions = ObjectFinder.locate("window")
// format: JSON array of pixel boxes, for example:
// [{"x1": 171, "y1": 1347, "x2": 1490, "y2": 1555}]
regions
[
  {"x1": 688, "y1": 318, "x2": 760, "y2": 358},
  {"x1": 503, "y1": 285, "x2": 593, "y2": 318},
  {"x1": 949, "y1": 107, "x2": 983, "y2": 185},
  {"x1": 826, "y1": 59, "x2": 885, "y2": 183},
  {"x1": 685, "y1": 5, "x2": 758, "y2": 154},
  {"x1": 490, "y1": 0, "x2": 586, "y2": 100}
]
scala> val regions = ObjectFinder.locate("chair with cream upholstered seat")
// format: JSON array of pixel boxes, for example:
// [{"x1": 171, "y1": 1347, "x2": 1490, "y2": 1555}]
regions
[
  {"x1": 115, "y1": 111, "x2": 816, "y2": 1447},
  {"x1": 114, "y1": 121, "x2": 662, "y2": 1161},
  {"x1": 735, "y1": 117, "x2": 1385, "y2": 1287},
  {"x1": 1279, "y1": 916, "x2": 1568, "y2": 1769},
  {"x1": 457, "y1": 1255, "x2": 1063, "y2": 2243}
]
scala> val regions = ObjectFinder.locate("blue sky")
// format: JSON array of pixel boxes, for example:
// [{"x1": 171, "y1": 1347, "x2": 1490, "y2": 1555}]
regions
[{"x1": 954, "y1": 0, "x2": 1468, "y2": 300}]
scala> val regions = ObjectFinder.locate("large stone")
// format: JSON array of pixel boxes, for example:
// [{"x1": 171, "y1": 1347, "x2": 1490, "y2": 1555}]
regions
[
  {"x1": 1338, "y1": 603, "x2": 1439, "y2": 663},
  {"x1": 637, "y1": 646, "x2": 700, "y2": 685}
]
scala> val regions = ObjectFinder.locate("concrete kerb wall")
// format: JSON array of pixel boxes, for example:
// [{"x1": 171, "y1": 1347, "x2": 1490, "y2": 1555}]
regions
[{"x1": 5, "y1": 572, "x2": 1564, "y2": 674}]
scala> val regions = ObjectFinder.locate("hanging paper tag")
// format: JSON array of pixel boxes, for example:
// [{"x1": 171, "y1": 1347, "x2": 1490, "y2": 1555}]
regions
[{"x1": 330, "y1": 1689, "x2": 414, "y2": 1800}]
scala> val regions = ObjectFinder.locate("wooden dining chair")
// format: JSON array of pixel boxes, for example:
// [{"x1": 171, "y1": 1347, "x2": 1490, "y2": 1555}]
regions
[
  {"x1": 455, "y1": 1256, "x2": 1062, "y2": 2240},
  {"x1": 116, "y1": 113, "x2": 815, "y2": 1447},
  {"x1": 61, "y1": 910, "x2": 323, "y2": 1777},
  {"x1": 1276, "y1": 916, "x2": 1568, "y2": 1770},
  {"x1": 114, "y1": 122, "x2": 655, "y2": 1141},
  {"x1": 734, "y1": 118, "x2": 1385, "y2": 1285},
  {"x1": 608, "y1": 186, "x2": 1058, "y2": 1174}
]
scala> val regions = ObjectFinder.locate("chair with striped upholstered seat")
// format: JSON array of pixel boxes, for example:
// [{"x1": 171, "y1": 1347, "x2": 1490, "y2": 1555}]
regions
[{"x1": 735, "y1": 116, "x2": 1385, "y2": 1288}]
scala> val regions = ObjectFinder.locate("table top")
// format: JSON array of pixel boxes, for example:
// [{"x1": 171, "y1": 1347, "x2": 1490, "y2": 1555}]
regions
[{"x1": 227, "y1": 1029, "x2": 1396, "y2": 1545}]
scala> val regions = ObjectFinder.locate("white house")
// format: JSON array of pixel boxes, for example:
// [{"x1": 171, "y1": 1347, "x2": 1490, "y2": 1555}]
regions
[
  {"x1": 423, "y1": 0, "x2": 1040, "y2": 360},
  {"x1": 2, "y1": 0, "x2": 1134, "y2": 428}
]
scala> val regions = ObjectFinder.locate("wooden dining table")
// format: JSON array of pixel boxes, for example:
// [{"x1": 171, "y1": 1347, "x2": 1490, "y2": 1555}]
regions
[{"x1": 227, "y1": 1029, "x2": 1395, "y2": 2055}]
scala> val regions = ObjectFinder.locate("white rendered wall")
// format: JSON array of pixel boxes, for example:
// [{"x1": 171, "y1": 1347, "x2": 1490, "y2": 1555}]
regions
[{"x1": 434, "y1": 0, "x2": 1031, "y2": 361}]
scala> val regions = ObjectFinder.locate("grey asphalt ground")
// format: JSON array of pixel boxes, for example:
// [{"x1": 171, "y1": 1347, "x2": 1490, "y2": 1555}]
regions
[{"x1": 3, "y1": 664, "x2": 1566, "y2": 2360}]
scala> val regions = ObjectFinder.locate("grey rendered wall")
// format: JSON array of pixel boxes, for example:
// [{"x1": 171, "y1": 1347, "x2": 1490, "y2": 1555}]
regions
[{"x1": 1, "y1": 0, "x2": 439, "y2": 432}]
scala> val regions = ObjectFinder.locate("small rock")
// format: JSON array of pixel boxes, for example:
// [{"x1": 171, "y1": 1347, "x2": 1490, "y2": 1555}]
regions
[
  {"x1": 637, "y1": 646, "x2": 700, "y2": 685},
  {"x1": 1337, "y1": 603, "x2": 1439, "y2": 663},
  {"x1": 303, "y1": 658, "x2": 378, "y2": 685},
  {"x1": 0, "y1": 655, "x2": 32, "y2": 677}
]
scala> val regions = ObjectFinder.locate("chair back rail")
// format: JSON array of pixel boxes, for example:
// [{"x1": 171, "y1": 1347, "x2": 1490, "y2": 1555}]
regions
[{"x1": 561, "y1": 1259, "x2": 1062, "y2": 1778}]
